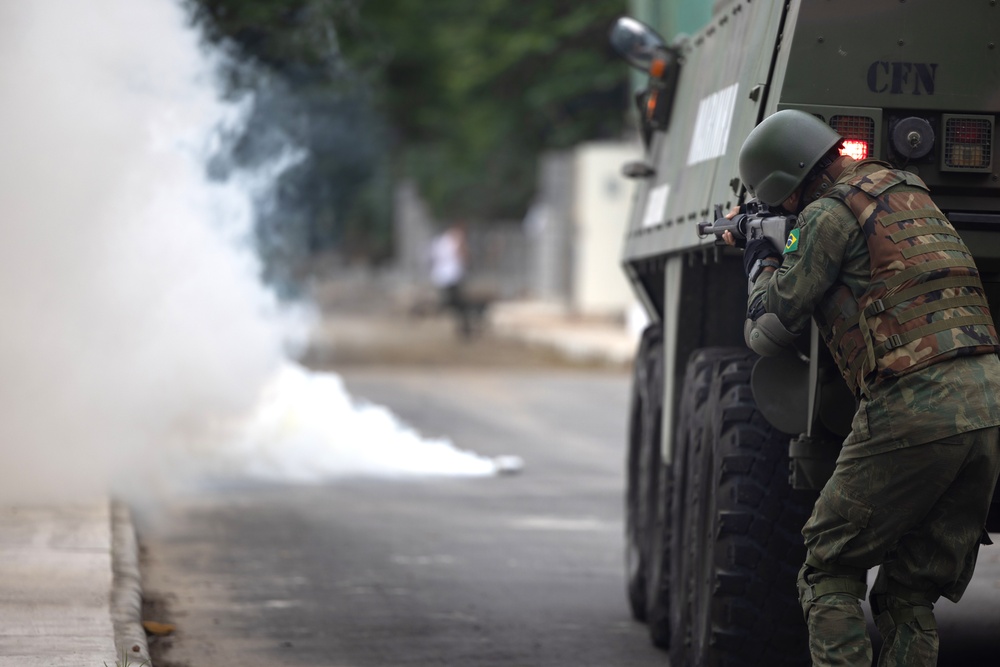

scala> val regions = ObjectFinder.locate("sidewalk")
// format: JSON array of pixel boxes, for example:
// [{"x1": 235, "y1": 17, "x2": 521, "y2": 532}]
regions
[
  {"x1": 0, "y1": 502, "x2": 147, "y2": 667},
  {"x1": 489, "y1": 300, "x2": 640, "y2": 367}
]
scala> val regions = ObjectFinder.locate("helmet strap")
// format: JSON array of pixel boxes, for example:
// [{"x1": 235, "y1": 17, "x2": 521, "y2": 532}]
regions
[{"x1": 802, "y1": 155, "x2": 852, "y2": 206}]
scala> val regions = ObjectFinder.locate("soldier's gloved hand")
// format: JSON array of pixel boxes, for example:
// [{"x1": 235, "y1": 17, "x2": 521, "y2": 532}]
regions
[{"x1": 743, "y1": 238, "x2": 780, "y2": 281}]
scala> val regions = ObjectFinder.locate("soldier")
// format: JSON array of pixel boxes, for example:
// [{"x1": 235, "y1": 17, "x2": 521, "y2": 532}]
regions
[{"x1": 725, "y1": 109, "x2": 1000, "y2": 666}]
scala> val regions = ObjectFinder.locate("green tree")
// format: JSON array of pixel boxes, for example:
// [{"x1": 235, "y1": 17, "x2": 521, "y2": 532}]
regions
[
  {"x1": 187, "y1": 0, "x2": 629, "y2": 275},
  {"x1": 343, "y1": 0, "x2": 629, "y2": 218}
]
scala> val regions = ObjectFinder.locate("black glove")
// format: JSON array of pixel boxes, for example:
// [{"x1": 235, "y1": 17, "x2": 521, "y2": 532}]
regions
[{"x1": 742, "y1": 237, "x2": 780, "y2": 281}]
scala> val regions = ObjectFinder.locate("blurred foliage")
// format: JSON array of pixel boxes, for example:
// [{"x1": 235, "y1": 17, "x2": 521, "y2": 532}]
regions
[
  {"x1": 344, "y1": 0, "x2": 630, "y2": 218},
  {"x1": 187, "y1": 0, "x2": 629, "y2": 272}
]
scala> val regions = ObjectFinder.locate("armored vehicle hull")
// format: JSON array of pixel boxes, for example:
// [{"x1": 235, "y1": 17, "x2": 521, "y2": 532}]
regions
[{"x1": 614, "y1": 1, "x2": 1000, "y2": 664}]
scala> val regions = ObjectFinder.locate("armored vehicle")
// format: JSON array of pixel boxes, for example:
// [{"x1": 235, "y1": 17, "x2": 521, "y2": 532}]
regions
[{"x1": 610, "y1": 1, "x2": 1000, "y2": 665}]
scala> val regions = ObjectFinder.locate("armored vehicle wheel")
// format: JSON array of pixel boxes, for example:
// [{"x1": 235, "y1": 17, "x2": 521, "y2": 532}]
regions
[
  {"x1": 625, "y1": 386, "x2": 646, "y2": 622},
  {"x1": 624, "y1": 380, "x2": 649, "y2": 622},
  {"x1": 670, "y1": 348, "x2": 813, "y2": 667},
  {"x1": 644, "y1": 347, "x2": 728, "y2": 648},
  {"x1": 643, "y1": 449, "x2": 671, "y2": 647},
  {"x1": 625, "y1": 324, "x2": 663, "y2": 622}
]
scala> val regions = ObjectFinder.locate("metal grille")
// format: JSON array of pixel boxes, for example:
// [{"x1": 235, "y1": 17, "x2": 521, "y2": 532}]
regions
[
  {"x1": 830, "y1": 115, "x2": 876, "y2": 145},
  {"x1": 944, "y1": 117, "x2": 992, "y2": 170}
]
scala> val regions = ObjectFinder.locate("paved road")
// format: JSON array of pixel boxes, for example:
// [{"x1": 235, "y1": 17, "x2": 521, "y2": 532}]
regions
[
  {"x1": 139, "y1": 368, "x2": 668, "y2": 667},
  {"x1": 138, "y1": 366, "x2": 1000, "y2": 666}
]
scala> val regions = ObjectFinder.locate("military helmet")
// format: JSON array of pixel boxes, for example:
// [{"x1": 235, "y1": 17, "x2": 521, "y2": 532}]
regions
[{"x1": 738, "y1": 109, "x2": 842, "y2": 206}]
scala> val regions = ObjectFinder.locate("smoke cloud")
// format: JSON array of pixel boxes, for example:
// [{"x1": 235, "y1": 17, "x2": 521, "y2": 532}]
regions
[{"x1": 0, "y1": 0, "x2": 500, "y2": 505}]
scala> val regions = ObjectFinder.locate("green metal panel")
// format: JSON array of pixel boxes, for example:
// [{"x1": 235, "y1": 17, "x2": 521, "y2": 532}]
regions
[
  {"x1": 781, "y1": 0, "x2": 1000, "y2": 112},
  {"x1": 705, "y1": 1, "x2": 787, "y2": 219},
  {"x1": 622, "y1": 0, "x2": 787, "y2": 262},
  {"x1": 771, "y1": 0, "x2": 1000, "y2": 208},
  {"x1": 777, "y1": 103, "x2": 885, "y2": 160}
]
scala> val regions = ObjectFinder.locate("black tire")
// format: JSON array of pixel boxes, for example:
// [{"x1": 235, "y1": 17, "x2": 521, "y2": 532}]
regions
[
  {"x1": 625, "y1": 375, "x2": 648, "y2": 622},
  {"x1": 625, "y1": 324, "x2": 664, "y2": 623},
  {"x1": 643, "y1": 438, "x2": 670, "y2": 647},
  {"x1": 646, "y1": 347, "x2": 729, "y2": 648},
  {"x1": 667, "y1": 348, "x2": 734, "y2": 657},
  {"x1": 670, "y1": 348, "x2": 813, "y2": 667}
]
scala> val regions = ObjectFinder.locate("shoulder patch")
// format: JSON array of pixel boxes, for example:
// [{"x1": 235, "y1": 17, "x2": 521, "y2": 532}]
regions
[{"x1": 784, "y1": 229, "x2": 800, "y2": 254}]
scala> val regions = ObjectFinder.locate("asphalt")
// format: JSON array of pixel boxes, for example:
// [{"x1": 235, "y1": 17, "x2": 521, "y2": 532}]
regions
[{"x1": 0, "y1": 299, "x2": 637, "y2": 667}]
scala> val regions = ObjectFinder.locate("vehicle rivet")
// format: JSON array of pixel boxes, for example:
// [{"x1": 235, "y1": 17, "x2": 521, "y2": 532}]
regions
[
  {"x1": 817, "y1": 36, "x2": 824, "y2": 43},
  {"x1": 898, "y1": 39, "x2": 905, "y2": 46},
  {"x1": 990, "y1": 42, "x2": 997, "y2": 50}
]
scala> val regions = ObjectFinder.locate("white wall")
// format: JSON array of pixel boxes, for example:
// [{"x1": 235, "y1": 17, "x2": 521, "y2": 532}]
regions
[{"x1": 571, "y1": 141, "x2": 640, "y2": 318}]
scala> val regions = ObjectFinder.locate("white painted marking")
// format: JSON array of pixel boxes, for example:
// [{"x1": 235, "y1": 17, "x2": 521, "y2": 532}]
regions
[
  {"x1": 642, "y1": 183, "x2": 670, "y2": 228},
  {"x1": 687, "y1": 83, "x2": 739, "y2": 165}
]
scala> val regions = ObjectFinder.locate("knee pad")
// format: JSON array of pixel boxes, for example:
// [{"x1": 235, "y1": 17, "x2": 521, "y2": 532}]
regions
[
  {"x1": 871, "y1": 588, "x2": 938, "y2": 633},
  {"x1": 744, "y1": 313, "x2": 798, "y2": 356},
  {"x1": 797, "y1": 564, "x2": 868, "y2": 619},
  {"x1": 871, "y1": 574, "x2": 940, "y2": 613}
]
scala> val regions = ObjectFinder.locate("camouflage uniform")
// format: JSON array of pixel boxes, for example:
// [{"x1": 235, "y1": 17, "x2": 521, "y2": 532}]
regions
[{"x1": 749, "y1": 159, "x2": 1000, "y2": 666}]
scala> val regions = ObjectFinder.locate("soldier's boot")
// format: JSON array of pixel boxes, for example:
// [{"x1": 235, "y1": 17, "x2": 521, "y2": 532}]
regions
[
  {"x1": 871, "y1": 591, "x2": 938, "y2": 667},
  {"x1": 797, "y1": 563, "x2": 871, "y2": 667}
]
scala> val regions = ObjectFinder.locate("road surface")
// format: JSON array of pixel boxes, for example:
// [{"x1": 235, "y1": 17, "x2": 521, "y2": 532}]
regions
[
  {"x1": 138, "y1": 366, "x2": 1000, "y2": 666},
  {"x1": 139, "y1": 367, "x2": 669, "y2": 666}
]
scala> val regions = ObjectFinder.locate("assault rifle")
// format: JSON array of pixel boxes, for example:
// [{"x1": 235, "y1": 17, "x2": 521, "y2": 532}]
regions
[{"x1": 697, "y1": 200, "x2": 796, "y2": 255}]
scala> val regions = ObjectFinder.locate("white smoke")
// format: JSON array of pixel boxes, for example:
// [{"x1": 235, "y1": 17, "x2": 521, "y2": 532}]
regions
[
  {"x1": 215, "y1": 365, "x2": 500, "y2": 481},
  {"x1": 0, "y1": 0, "x2": 504, "y2": 505}
]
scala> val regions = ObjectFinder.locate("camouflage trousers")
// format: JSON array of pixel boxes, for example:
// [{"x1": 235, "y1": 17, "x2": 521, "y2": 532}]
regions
[{"x1": 797, "y1": 426, "x2": 1000, "y2": 667}]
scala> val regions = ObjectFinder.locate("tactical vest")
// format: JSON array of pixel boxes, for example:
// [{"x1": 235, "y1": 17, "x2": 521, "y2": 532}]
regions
[{"x1": 818, "y1": 164, "x2": 999, "y2": 395}]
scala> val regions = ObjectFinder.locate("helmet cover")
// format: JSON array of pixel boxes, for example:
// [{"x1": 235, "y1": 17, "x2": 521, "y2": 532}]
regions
[{"x1": 739, "y1": 109, "x2": 842, "y2": 206}]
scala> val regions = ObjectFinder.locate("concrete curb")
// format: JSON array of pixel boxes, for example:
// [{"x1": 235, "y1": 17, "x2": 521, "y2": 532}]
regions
[{"x1": 111, "y1": 501, "x2": 151, "y2": 666}]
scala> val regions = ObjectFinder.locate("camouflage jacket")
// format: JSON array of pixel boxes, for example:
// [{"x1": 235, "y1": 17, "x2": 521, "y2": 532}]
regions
[{"x1": 750, "y1": 159, "x2": 1000, "y2": 459}]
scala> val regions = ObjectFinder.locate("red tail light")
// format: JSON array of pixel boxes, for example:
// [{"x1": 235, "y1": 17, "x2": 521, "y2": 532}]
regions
[
  {"x1": 950, "y1": 120, "x2": 985, "y2": 144},
  {"x1": 840, "y1": 139, "x2": 870, "y2": 160},
  {"x1": 830, "y1": 115, "x2": 876, "y2": 160}
]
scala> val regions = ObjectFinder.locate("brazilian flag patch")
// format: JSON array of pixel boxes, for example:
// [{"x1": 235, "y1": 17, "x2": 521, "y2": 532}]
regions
[{"x1": 784, "y1": 229, "x2": 800, "y2": 254}]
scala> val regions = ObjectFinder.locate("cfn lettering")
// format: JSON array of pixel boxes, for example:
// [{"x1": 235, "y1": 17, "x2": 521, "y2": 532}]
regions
[{"x1": 867, "y1": 61, "x2": 937, "y2": 95}]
